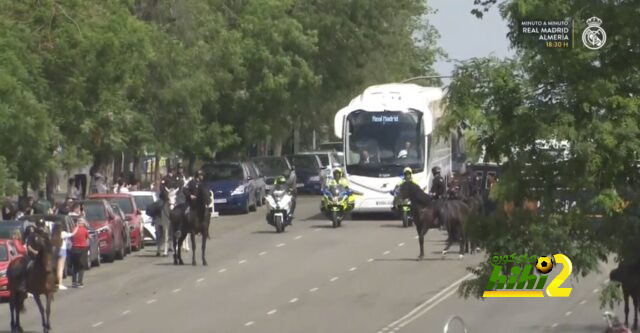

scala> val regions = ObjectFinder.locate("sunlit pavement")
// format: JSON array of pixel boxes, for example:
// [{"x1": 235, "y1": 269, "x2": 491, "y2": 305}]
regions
[{"x1": 0, "y1": 196, "x2": 619, "y2": 333}]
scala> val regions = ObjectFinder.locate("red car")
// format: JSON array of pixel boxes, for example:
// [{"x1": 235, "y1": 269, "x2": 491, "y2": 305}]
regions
[
  {"x1": 81, "y1": 199, "x2": 126, "y2": 262},
  {"x1": 89, "y1": 193, "x2": 144, "y2": 251},
  {"x1": 0, "y1": 239, "x2": 25, "y2": 301}
]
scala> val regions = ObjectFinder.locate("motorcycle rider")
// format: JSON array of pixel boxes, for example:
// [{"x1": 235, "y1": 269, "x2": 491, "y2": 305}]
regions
[
  {"x1": 325, "y1": 168, "x2": 354, "y2": 210},
  {"x1": 272, "y1": 175, "x2": 295, "y2": 222}
]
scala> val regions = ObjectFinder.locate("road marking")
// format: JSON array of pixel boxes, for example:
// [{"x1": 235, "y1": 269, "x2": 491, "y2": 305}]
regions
[
  {"x1": 197, "y1": 278, "x2": 205, "y2": 283},
  {"x1": 92, "y1": 322, "x2": 103, "y2": 328},
  {"x1": 294, "y1": 235, "x2": 302, "y2": 240},
  {"x1": 367, "y1": 258, "x2": 374, "y2": 262},
  {"x1": 276, "y1": 243, "x2": 286, "y2": 247},
  {"x1": 579, "y1": 300, "x2": 586, "y2": 305},
  {"x1": 414, "y1": 235, "x2": 419, "y2": 239},
  {"x1": 398, "y1": 287, "x2": 458, "y2": 329},
  {"x1": 384, "y1": 273, "x2": 473, "y2": 330},
  {"x1": 551, "y1": 323, "x2": 558, "y2": 328},
  {"x1": 146, "y1": 299, "x2": 157, "y2": 304},
  {"x1": 398, "y1": 242, "x2": 405, "y2": 247},
  {"x1": 604, "y1": 278, "x2": 610, "y2": 284},
  {"x1": 349, "y1": 267, "x2": 357, "y2": 272},
  {"x1": 565, "y1": 311, "x2": 572, "y2": 316},
  {"x1": 314, "y1": 228, "x2": 321, "y2": 232},
  {"x1": 245, "y1": 321, "x2": 254, "y2": 327},
  {"x1": 259, "y1": 251, "x2": 267, "y2": 256},
  {"x1": 219, "y1": 268, "x2": 227, "y2": 273},
  {"x1": 239, "y1": 259, "x2": 247, "y2": 264},
  {"x1": 289, "y1": 298, "x2": 298, "y2": 303},
  {"x1": 593, "y1": 288, "x2": 599, "y2": 293},
  {"x1": 330, "y1": 277, "x2": 339, "y2": 282},
  {"x1": 122, "y1": 310, "x2": 131, "y2": 315},
  {"x1": 310, "y1": 287, "x2": 319, "y2": 292},
  {"x1": 267, "y1": 309, "x2": 277, "y2": 315},
  {"x1": 383, "y1": 250, "x2": 390, "y2": 255},
  {"x1": 172, "y1": 288, "x2": 181, "y2": 293}
]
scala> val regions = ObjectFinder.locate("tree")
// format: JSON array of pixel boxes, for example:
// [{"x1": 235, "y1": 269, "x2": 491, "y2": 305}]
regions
[{"x1": 442, "y1": 0, "x2": 640, "y2": 301}]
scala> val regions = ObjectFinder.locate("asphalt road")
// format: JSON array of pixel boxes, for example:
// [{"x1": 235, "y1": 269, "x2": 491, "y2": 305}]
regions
[{"x1": 0, "y1": 196, "x2": 629, "y2": 333}]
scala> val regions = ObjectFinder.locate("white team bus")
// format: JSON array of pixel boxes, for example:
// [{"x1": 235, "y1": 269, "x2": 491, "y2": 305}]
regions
[{"x1": 334, "y1": 83, "x2": 452, "y2": 213}]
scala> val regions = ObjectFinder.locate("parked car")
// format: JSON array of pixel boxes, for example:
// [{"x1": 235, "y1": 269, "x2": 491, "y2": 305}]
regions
[
  {"x1": 251, "y1": 156, "x2": 294, "y2": 194},
  {"x1": 0, "y1": 239, "x2": 24, "y2": 301},
  {"x1": 110, "y1": 204, "x2": 132, "y2": 255},
  {"x1": 287, "y1": 154, "x2": 324, "y2": 194},
  {"x1": 202, "y1": 162, "x2": 258, "y2": 213},
  {"x1": 307, "y1": 151, "x2": 344, "y2": 189},
  {"x1": 317, "y1": 141, "x2": 343, "y2": 152},
  {"x1": 89, "y1": 193, "x2": 143, "y2": 251},
  {"x1": 0, "y1": 220, "x2": 35, "y2": 240},
  {"x1": 247, "y1": 161, "x2": 267, "y2": 206},
  {"x1": 130, "y1": 191, "x2": 158, "y2": 244},
  {"x1": 19, "y1": 214, "x2": 74, "y2": 235},
  {"x1": 68, "y1": 216, "x2": 101, "y2": 268},
  {"x1": 80, "y1": 199, "x2": 126, "y2": 262}
]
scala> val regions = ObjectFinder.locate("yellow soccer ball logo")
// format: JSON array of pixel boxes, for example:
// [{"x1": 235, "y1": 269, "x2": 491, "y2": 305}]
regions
[{"x1": 536, "y1": 256, "x2": 554, "y2": 274}]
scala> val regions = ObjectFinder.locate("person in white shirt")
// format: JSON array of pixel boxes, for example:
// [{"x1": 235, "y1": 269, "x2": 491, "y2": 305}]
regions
[
  {"x1": 55, "y1": 222, "x2": 78, "y2": 290},
  {"x1": 397, "y1": 141, "x2": 416, "y2": 159}
]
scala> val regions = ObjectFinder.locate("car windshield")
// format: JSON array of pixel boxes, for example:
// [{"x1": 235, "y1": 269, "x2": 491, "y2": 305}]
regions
[
  {"x1": 253, "y1": 158, "x2": 289, "y2": 177},
  {"x1": 133, "y1": 195, "x2": 155, "y2": 211},
  {"x1": 316, "y1": 154, "x2": 329, "y2": 167},
  {"x1": 203, "y1": 164, "x2": 244, "y2": 182},
  {"x1": 104, "y1": 197, "x2": 134, "y2": 214},
  {"x1": 346, "y1": 110, "x2": 424, "y2": 176},
  {"x1": 331, "y1": 152, "x2": 344, "y2": 166},
  {"x1": 83, "y1": 202, "x2": 107, "y2": 221},
  {"x1": 0, "y1": 245, "x2": 7, "y2": 261},
  {"x1": 289, "y1": 155, "x2": 319, "y2": 170}
]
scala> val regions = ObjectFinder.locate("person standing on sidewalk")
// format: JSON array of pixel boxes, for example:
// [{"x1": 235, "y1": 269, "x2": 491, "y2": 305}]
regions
[
  {"x1": 69, "y1": 204, "x2": 90, "y2": 288},
  {"x1": 54, "y1": 222, "x2": 78, "y2": 290}
]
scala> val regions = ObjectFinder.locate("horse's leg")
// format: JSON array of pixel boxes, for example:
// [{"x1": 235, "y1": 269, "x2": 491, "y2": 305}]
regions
[
  {"x1": 45, "y1": 293, "x2": 52, "y2": 330},
  {"x1": 163, "y1": 224, "x2": 169, "y2": 256},
  {"x1": 201, "y1": 229, "x2": 208, "y2": 266},
  {"x1": 632, "y1": 293, "x2": 638, "y2": 330},
  {"x1": 33, "y1": 294, "x2": 47, "y2": 332},
  {"x1": 177, "y1": 230, "x2": 186, "y2": 265},
  {"x1": 190, "y1": 231, "x2": 196, "y2": 266},
  {"x1": 9, "y1": 295, "x2": 15, "y2": 332},
  {"x1": 156, "y1": 224, "x2": 162, "y2": 256}
]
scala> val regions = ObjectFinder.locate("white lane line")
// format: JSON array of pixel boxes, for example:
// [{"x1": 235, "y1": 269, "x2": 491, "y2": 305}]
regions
[
  {"x1": 367, "y1": 258, "x2": 374, "y2": 262},
  {"x1": 239, "y1": 259, "x2": 247, "y2": 264},
  {"x1": 294, "y1": 235, "x2": 302, "y2": 240},
  {"x1": 197, "y1": 278, "x2": 205, "y2": 283},
  {"x1": 314, "y1": 228, "x2": 321, "y2": 232},
  {"x1": 289, "y1": 298, "x2": 298, "y2": 303},
  {"x1": 310, "y1": 287, "x2": 319, "y2": 292},
  {"x1": 414, "y1": 235, "x2": 419, "y2": 239},
  {"x1": 122, "y1": 310, "x2": 131, "y2": 315},
  {"x1": 551, "y1": 323, "x2": 558, "y2": 328},
  {"x1": 593, "y1": 288, "x2": 599, "y2": 293},
  {"x1": 383, "y1": 250, "x2": 390, "y2": 255},
  {"x1": 579, "y1": 300, "x2": 586, "y2": 305},
  {"x1": 172, "y1": 288, "x2": 181, "y2": 293},
  {"x1": 276, "y1": 243, "x2": 286, "y2": 247},
  {"x1": 398, "y1": 287, "x2": 458, "y2": 329},
  {"x1": 398, "y1": 242, "x2": 405, "y2": 247},
  {"x1": 259, "y1": 251, "x2": 268, "y2": 256},
  {"x1": 245, "y1": 321, "x2": 254, "y2": 327},
  {"x1": 384, "y1": 273, "x2": 473, "y2": 330},
  {"x1": 92, "y1": 322, "x2": 103, "y2": 328},
  {"x1": 146, "y1": 299, "x2": 157, "y2": 304},
  {"x1": 219, "y1": 268, "x2": 227, "y2": 273},
  {"x1": 565, "y1": 311, "x2": 572, "y2": 316},
  {"x1": 330, "y1": 277, "x2": 339, "y2": 282},
  {"x1": 267, "y1": 309, "x2": 277, "y2": 315},
  {"x1": 349, "y1": 267, "x2": 357, "y2": 272}
]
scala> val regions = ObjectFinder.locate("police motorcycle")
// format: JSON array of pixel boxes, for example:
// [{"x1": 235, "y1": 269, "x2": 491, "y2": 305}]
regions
[
  {"x1": 391, "y1": 184, "x2": 412, "y2": 228},
  {"x1": 265, "y1": 177, "x2": 294, "y2": 233},
  {"x1": 321, "y1": 184, "x2": 353, "y2": 228}
]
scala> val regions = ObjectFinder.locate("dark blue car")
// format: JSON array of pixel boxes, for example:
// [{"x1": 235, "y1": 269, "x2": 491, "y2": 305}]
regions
[
  {"x1": 286, "y1": 154, "x2": 323, "y2": 194},
  {"x1": 203, "y1": 162, "x2": 258, "y2": 214}
]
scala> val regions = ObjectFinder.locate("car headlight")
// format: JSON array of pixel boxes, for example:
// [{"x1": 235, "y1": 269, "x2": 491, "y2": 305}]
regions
[
  {"x1": 0, "y1": 270, "x2": 6, "y2": 278},
  {"x1": 231, "y1": 185, "x2": 247, "y2": 196},
  {"x1": 96, "y1": 226, "x2": 110, "y2": 234},
  {"x1": 309, "y1": 176, "x2": 320, "y2": 182}
]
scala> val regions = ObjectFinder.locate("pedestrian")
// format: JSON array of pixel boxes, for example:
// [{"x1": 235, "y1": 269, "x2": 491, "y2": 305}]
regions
[
  {"x1": 54, "y1": 222, "x2": 78, "y2": 290},
  {"x1": 2, "y1": 199, "x2": 16, "y2": 220},
  {"x1": 22, "y1": 196, "x2": 35, "y2": 216},
  {"x1": 69, "y1": 203, "x2": 89, "y2": 288},
  {"x1": 11, "y1": 230, "x2": 26, "y2": 255},
  {"x1": 67, "y1": 178, "x2": 80, "y2": 200}
]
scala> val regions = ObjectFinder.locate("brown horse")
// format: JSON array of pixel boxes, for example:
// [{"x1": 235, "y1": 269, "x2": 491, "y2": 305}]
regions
[
  {"x1": 610, "y1": 262, "x2": 640, "y2": 330},
  {"x1": 398, "y1": 181, "x2": 471, "y2": 260},
  {"x1": 7, "y1": 228, "x2": 57, "y2": 332}
]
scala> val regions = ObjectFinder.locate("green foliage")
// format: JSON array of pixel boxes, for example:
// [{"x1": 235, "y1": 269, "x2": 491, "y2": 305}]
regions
[{"x1": 445, "y1": 0, "x2": 640, "y2": 303}]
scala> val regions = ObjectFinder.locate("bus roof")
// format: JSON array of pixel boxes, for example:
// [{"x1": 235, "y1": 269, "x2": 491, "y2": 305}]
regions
[{"x1": 334, "y1": 83, "x2": 444, "y2": 138}]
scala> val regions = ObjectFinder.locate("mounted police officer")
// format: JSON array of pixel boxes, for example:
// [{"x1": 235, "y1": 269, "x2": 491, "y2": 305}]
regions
[
  {"x1": 183, "y1": 169, "x2": 208, "y2": 224},
  {"x1": 159, "y1": 167, "x2": 178, "y2": 202},
  {"x1": 429, "y1": 166, "x2": 446, "y2": 199}
]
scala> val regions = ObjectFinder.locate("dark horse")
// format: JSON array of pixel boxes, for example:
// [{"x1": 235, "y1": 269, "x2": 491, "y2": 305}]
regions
[
  {"x1": 398, "y1": 181, "x2": 471, "y2": 260},
  {"x1": 452, "y1": 173, "x2": 484, "y2": 254},
  {"x1": 7, "y1": 229, "x2": 57, "y2": 332},
  {"x1": 610, "y1": 262, "x2": 640, "y2": 330},
  {"x1": 169, "y1": 186, "x2": 212, "y2": 266}
]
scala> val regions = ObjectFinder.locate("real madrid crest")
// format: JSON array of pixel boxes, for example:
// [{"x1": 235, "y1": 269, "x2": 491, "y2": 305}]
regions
[{"x1": 582, "y1": 16, "x2": 606, "y2": 50}]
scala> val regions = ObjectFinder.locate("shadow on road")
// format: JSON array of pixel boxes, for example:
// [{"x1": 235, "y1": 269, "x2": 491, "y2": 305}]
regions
[
  {"x1": 309, "y1": 225, "x2": 335, "y2": 229},
  {"x1": 379, "y1": 224, "x2": 406, "y2": 229},
  {"x1": 252, "y1": 230, "x2": 278, "y2": 234},
  {"x1": 373, "y1": 257, "x2": 462, "y2": 262},
  {"x1": 303, "y1": 213, "x2": 325, "y2": 221}
]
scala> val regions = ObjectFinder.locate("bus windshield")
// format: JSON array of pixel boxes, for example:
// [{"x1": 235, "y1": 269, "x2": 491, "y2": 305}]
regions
[{"x1": 346, "y1": 110, "x2": 424, "y2": 177}]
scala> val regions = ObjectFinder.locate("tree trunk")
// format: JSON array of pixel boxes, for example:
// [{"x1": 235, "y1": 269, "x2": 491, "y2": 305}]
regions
[
  {"x1": 293, "y1": 118, "x2": 300, "y2": 154},
  {"x1": 188, "y1": 153, "x2": 196, "y2": 177},
  {"x1": 154, "y1": 154, "x2": 161, "y2": 189},
  {"x1": 45, "y1": 169, "x2": 57, "y2": 203},
  {"x1": 273, "y1": 136, "x2": 283, "y2": 157}
]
